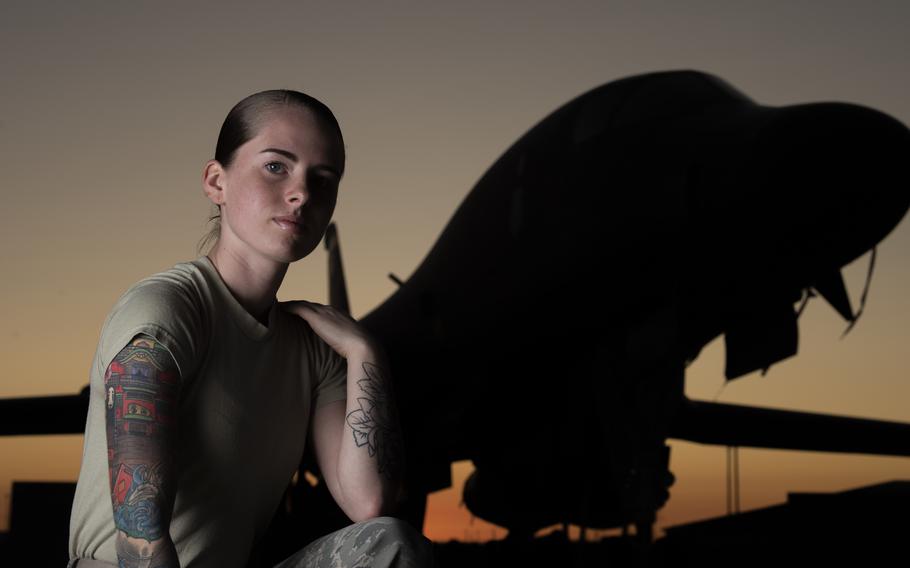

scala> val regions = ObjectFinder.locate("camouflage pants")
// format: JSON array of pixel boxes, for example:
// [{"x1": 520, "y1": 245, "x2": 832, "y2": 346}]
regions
[
  {"x1": 69, "y1": 517, "x2": 435, "y2": 568},
  {"x1": 272, "y1": 516, "x2": 436, "y2": 568}
]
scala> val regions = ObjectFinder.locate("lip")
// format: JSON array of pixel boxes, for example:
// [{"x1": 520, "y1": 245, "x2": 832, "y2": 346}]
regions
[{"x1": 273, "y1": 216, "x2": 305, "y2": 233}]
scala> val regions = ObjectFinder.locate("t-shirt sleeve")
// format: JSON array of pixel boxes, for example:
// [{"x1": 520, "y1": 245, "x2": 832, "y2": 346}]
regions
[
  {"x1": 98, "y1": 276, "x2": 206, "y2": 381},
  {"x1": 307, "y1": 325, "x2": 348, "y2": 409}
]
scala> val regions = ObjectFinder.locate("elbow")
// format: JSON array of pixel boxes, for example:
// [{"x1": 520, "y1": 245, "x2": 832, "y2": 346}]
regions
[
  {"x1": 336, "y1": 471, "x2": 404, "y2": 522},
  {"x1": 346, "y1": 482, "x2": 403, "y2": 522},
  {"x1": 346, "y1": 496, "x2": 387, "y2": 522}
]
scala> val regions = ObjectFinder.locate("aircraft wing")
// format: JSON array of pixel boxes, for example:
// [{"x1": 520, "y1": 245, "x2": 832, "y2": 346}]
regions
[
  {"x1": 669, "y1": 397, "x2": 910, "y2": 456},
  {"x1": 0, "y1": 387, "x2": 89, "y2": 436}
]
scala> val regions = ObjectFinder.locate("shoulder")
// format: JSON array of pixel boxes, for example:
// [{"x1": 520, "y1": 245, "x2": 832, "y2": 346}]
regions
[
  {"x1": 277, "y1": 309, "x2": 322, "y2": 358},
  {"x1": 100, "y1": 260, "x2": 211, "y2": 378},
  {"x1": 275, "y1": 307, "x2": 344, "y2": 372},
  {"x1": 115, "y1": 259, "x2": 208, "y2": 311},
  {"x1": 104, "y1": 264, "x2": 206, "y2": 335}
]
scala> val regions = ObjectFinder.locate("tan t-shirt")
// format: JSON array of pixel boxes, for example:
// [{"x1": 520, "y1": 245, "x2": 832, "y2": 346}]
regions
[{"x1": 69, "y1": 256, "x2": 347, "y2": 568}]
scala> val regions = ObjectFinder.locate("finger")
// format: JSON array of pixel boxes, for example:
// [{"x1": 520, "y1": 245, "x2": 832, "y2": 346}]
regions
[{"x1": 279, "y1": 300, "x2": 320, "y2": 311}]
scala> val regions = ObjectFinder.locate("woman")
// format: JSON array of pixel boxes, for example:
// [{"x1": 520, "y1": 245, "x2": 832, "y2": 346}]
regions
[{"x1": 67, "y1": 90, "x2": 434, "y2": 568}]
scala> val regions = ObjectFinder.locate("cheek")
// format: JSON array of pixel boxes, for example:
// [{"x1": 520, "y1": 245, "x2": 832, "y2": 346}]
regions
[
  {"x1": 226, "y1": 182, "x2": 274, "y2": 229},
  {"x1": 240, "y1": 189, "x2": 271, "y2": 214},
  {"x1": 305, "y1": 201, "x2": 336, "y2": 231},
  {"x1": 312, "y1": 190, "x2": 339, "y2": 217}
]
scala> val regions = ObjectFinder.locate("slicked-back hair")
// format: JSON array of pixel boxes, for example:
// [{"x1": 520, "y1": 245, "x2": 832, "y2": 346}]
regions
[{"x1": 214, "y1": 89, "x2": 345, "y2": 168}]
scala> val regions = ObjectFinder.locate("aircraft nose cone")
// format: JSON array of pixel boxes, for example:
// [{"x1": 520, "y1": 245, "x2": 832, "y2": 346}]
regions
[{"x1": 757, "y1": 102, "x2": 910, "y2": 269}]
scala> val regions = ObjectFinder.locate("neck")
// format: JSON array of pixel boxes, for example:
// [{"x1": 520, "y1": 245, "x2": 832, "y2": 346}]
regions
[{"x1": 207, "y1": 241, "x2": 289, "y2": 324}]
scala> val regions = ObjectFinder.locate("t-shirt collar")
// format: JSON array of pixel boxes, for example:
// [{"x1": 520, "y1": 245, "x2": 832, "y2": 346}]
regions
[{"x1": 197, "y1": 255, "x2": 277, "y2": 341}]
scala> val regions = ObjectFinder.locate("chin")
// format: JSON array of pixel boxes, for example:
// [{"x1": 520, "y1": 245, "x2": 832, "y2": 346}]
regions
[{"x1": 282, "y1": 239, "x2": 321, "y2": 263}]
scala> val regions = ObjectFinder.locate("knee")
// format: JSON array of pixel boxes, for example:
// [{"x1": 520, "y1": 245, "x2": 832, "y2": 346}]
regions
[
  {"x1": 363, "y1": 516, "x2": 418, "y2": 539},
  {"x1": 357, "y1": 516, "x2": 425, "y2": 549},
  {"x1": 356, "y1": 517, "x2": 434, "y2": 567}
]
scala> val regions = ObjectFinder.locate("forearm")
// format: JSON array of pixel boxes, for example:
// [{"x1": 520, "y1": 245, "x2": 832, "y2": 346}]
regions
[
  {"x1": 110, "y1": 451, "x2": 180, "y2": 568},
  {"x1": 336, "y1": 345, "x2": 404, "y2": 518},
  {"x1": 114, "y1": 532, "x2": 179, "y2": 568}
]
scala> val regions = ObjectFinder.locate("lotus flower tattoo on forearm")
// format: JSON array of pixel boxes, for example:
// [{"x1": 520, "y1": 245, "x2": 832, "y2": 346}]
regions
[{"x1": 345, "y1": 362, "x2": 403, "y2": 479}]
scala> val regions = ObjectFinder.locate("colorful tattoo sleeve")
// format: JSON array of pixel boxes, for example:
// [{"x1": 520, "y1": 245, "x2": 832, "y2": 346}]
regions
[{"x1": 104, "y1": 334, "x2": 181, "y2": 568}]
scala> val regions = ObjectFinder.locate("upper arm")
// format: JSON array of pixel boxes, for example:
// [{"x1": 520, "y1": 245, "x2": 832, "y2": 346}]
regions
[
  {"x1": 308, "y1": 399, "x2": 347, "y2": 509},
  {"x1": 104, "y1": 334, "x2": 181, "y2": 566}
]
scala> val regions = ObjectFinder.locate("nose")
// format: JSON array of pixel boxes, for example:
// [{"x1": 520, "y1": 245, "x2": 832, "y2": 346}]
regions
[{"x1": 286, "y1": 180, "x2": 309, "y2": 206}]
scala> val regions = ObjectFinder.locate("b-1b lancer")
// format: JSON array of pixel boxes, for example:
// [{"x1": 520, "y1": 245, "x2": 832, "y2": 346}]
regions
[{"x1": 343, "y1": 69, "x2": 910, "y2": 542}]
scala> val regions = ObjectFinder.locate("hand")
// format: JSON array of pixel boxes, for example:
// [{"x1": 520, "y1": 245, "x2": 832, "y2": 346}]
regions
[{"x1": 280, "y1": 300, "x2": 377, "y2": 359}]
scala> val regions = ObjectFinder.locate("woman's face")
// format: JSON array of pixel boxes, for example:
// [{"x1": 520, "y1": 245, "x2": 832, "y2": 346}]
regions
[{"x1": 210, "y1": 105, "x2": 344, "y2": 264}]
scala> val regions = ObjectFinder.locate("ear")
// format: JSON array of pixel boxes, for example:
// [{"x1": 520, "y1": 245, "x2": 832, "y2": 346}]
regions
[{"x1": 202, "y1": 159, "x2": 227, "y2": 205}]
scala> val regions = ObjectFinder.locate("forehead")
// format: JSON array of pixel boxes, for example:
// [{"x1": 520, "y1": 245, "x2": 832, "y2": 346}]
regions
[{"x1": 244, "y1": 105, "x2": 344, "y2": 168}]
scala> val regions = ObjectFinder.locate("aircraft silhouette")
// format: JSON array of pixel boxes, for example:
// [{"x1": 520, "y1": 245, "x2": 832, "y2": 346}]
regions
[
  {"x1": 3, "y1": 70, "x2": 910, "y2": 554},
  {"x1": 343, "y1": 69, "x2": 910, "y2": 542}
]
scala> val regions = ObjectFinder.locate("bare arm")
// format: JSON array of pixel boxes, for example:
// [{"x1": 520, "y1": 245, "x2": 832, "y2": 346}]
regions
[
  {"x1": 105, "y1": 334, "x2": 181, "y2": 567},
  {"x1": 310, "y1": 345, "x2": 404, "y2": 521},
  {"x1": 282, "y1": 300, "x2": 405, "y2": 521}
]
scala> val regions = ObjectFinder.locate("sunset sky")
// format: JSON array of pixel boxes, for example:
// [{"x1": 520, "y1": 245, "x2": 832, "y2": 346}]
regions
[{"x1": 2, "y1": 0, "x2": 910, "y2": 542}]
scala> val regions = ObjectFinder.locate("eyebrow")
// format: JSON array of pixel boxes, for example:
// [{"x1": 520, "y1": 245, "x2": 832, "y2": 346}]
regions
[{"x1": 259, "y1": 147, "x2": 342, "y2": 178}]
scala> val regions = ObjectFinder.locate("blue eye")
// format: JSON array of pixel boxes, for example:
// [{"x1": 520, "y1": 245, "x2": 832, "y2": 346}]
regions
[{"x1": 265, "y1": 162, "x2": 286, "y2": 174}]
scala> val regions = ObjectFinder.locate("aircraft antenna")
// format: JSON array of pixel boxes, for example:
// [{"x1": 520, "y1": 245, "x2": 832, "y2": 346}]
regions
[
  {"x1": 795, "y1": 287, "x2": 816, "y2": 319},
  {"x1": 840, "y1": 247, "x2": 877, "y2": 338}
]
